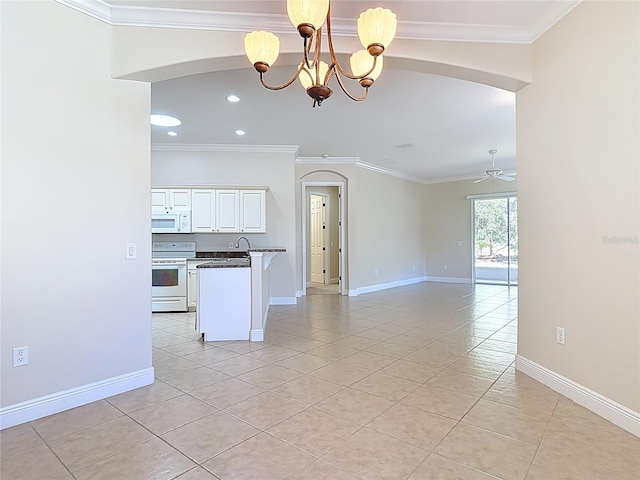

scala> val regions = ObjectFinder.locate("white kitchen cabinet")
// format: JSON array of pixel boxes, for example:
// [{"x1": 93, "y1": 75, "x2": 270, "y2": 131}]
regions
[
  {"x1": 216, "y1": 190, "x2": 240, "y2": 232},
  {"x1": 152, "y1": 188, "x2": 191, "y2": 213},
  {"x1": 197, "y1": 265, "x2": 251, "y2": 341},
  {"x1": 240, "y1": 189, "x2": 266, "y2": 233},
  {"x1": 155, "y1": 187, "x2": 267, "y2": 233},
  {"x1": 191, "y1": 189, "x2": 216, "y2": 233},
  {"x1": 187, "y1": 260, "x2": 210, "y2": 310}
]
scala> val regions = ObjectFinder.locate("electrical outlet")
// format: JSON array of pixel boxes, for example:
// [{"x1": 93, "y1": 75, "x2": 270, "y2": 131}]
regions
[
  {"x1": 228, "y1": 242, "x2": 234, "y2": 248},
  {"x1": 556, "y1": 327, "x2": 565, "y2": 345},
  {"x1": 13, "y1": 346, "x2": 29, "y2": 367},
  {"x1": 374, "y1": 268, "x2": 378, "y2": 276},
  {"x1": 456, "y1": 241, "x2": 463, "y2": 247},
  {"x1": 443, "y1": 264, "x2": 448, "y2": 270}
]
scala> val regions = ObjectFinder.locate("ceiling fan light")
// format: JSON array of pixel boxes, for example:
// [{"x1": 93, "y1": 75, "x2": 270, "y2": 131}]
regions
[
  {"x1": 357, "y1": 7, "x2": 397, "y2": 53},
  {"x1": 350, "y1": 50, "x2": 383, "y2": 81},
  {"x1": 244, "y1": 31, "x2": 280, "y2": 68},
  {"x1": 287, "y1": 0, "x2": 329, "y2": 34}
]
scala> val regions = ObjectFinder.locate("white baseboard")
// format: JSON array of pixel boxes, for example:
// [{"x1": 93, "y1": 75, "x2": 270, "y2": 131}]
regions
[
  {"x1": 250, "y1": 329, "x2": 264, "y2": 341},
  {"x1": 516, "y1": 355, "x2": 640, "y2": 437},
  {"x1": 352, "y1": 276, "x2": 427, "y2": 296},
  {"x1": 0, "y1": 367, "x2": 154, "y2": 430},
  {"x1": 425, "y1": 276, "x2": 472, "y2": 284},
  {"x1": 270, "y1": 296, "x2": 297, "y2": 305},
  {"x1": 295, "y1": 290, "x2": 304, "y2": 298}
]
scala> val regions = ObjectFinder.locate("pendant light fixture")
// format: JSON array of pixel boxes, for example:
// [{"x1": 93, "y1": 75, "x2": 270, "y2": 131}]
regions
[{"x1": 244, "y1": 0, "x2": 397, "y2": 107}]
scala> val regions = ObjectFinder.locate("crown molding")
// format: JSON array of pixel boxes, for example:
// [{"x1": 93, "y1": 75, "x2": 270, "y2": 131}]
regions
[
  {"x1": 152, "y1": 143, "x2": 299, "y2": 154},
  {"x1": 55, "y1": 0, "x2": 581, "y2": 44},
  {"x1": 296, "y1": 156, "x2": 426, "y2": 184}
]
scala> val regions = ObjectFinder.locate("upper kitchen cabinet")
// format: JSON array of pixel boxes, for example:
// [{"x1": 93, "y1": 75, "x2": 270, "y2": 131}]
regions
[
  {"x1": 189, "y1": 188, "x2": 267, "y2": 233},
  {"x1": 152, "y1": 188, "x2": 191, "y2": 213},
  {"x1": 191, "y1": 189, "x2": 216, "y2": 232},
  {"x1": 216, "y1": 190, "x2": 240, "y2": 232},
  {"x1": 240, "y1": 189, "x2": 266, "y2": 233}
]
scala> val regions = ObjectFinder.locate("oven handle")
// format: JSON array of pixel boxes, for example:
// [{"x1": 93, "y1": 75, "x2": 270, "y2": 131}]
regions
[{"x1": 152, "y1": 259, "x2": 187, "y2": 266}]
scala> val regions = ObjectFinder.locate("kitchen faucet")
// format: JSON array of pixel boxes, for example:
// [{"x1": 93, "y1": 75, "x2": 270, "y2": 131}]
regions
[{"x1": 235, "y1": 236, "x2": 251, "y2": 250}]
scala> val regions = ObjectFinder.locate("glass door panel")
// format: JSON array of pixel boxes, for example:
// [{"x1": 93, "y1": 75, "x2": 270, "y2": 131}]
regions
[{"x1": 474, "y1": 196, "x2": 517, "y2": 285}]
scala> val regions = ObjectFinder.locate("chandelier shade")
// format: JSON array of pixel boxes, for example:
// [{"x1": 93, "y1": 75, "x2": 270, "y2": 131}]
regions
[
  {"x1": 244, "y1": 31, "x2": 280, "y2": 67},
  {"x1": 299, "y1": 60, "x2": 330, "y2": 89},
  {"x1": 350, "y1": 49, "x2": 383, "y2": 81},
  {"x1": 357, "y1": 8, "x2": 397, "y2": 54},
  {"x1": 287, "y1": 0, "x2": 329, "y2": 34},
  {"x1": 244, "y1": 0, "x2": 396, "y2": 107}
]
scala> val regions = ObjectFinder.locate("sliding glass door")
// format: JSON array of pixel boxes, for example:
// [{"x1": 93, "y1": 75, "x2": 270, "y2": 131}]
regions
[{"x1": 473, "y1": 196, "x2": 518, "y2": 285}]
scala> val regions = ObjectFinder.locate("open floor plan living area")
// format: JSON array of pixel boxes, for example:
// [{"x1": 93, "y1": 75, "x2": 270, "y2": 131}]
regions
[{"x1": 2, "y1": 283, "x2": 638, "y2": 479}]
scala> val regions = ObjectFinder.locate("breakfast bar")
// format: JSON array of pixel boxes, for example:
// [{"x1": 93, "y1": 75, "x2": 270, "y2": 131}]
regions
[{"x1": 196, "y1": 247, "x2": 285, "y2": 342}]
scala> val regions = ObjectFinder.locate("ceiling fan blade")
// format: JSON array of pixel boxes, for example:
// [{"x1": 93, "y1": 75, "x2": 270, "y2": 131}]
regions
[
  {"x1": 473, "y1": 177, "x2": 488, "y2": 183},
  {"x1": 498, "y1": 175, "x2": 516, "y2": 182}
]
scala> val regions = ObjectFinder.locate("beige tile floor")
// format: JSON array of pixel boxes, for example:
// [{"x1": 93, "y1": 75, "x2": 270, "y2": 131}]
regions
[{"x1": 2, "y1": 283, "x2": 639, "y2": 479}]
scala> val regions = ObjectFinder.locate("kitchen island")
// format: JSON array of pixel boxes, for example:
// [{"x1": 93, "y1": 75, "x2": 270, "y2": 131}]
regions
[{"x1": 196, "y1": 247, "x2": 285, "y2": 341}]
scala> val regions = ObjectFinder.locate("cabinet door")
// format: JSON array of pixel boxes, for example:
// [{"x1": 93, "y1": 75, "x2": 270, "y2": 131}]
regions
[
  {"x1": 151, "y1": 189, "x2": 169, "y2": 213},
  {"x1": 240, "y1": 190, "x2": 266, "y2": 233},
  {"x1": 191, "y1": 189, "x2": 216, "y2": 232},
  {"x1": 187, "y1": 269, "x2": 198, "y2": 309},
  {"x1": 216, "y1": 190, "x2": 240, "y2": 232},
  {"x1": 170, "y1": 189, "x2": 191, "y2": 210}
]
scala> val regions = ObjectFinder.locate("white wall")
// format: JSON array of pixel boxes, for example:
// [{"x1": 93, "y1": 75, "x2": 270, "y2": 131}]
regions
[
  {"x1": 151, "y1": 149, "x2": 297, "y2": 300},
  {"x1": 296, "y1": 164, "x2": 427, "y2": 295},
  {"x1": 423, "y1": 179, "x2": 517, "y2": 282},
  {"x1": 1, "y1": 1, "x2": 152, "y2": 425},
  {"x1": 517, "y1": 1, "x2": 639, "y2": 413}
]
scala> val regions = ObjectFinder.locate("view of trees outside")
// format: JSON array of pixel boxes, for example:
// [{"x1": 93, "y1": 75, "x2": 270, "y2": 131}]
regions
[{"x1": 474, "y1": 197, "x2": 518, "y2": 267}]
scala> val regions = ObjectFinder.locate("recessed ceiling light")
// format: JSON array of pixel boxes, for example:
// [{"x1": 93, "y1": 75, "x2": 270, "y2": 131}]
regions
[
  {"x1": 235, "y1": 129, "x2": 246, "y2": 136},
  {"x1": 150, "y1": 114, "x2": 181, "y2": 127},
  {"x1": 394, "y1": 143, "x2": 414, "y2": 149},
  {"x1": 167, "y1": 131, "x2": 178, "y2": 136},
  {"x1": 227, "y1": 95, "x2": 240, "y2": 103}
]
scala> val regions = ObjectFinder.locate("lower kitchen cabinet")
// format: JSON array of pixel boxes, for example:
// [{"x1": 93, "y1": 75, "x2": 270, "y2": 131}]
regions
[
  {"x1": 197, "y1": 266, "x2": 251, "y2": 341},
  {"x1": 187, "y1": 260, "x2": 210, "y2": 310}
]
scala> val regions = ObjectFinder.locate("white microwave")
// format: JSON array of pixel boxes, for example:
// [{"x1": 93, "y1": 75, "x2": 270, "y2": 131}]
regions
[{"x1": 151, "y1": 211, "x2": 191, "y2": 233}]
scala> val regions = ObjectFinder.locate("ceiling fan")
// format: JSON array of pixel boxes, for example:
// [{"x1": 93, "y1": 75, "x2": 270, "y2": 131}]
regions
[{"x1": 473, "y1": 149, "x2": 515, "y2": 183}]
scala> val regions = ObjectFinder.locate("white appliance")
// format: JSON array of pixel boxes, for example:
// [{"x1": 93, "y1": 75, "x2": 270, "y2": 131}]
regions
[
  {"x1": 151, "y1": 210, "x2": 191, "y2": 233},
  {"x1": 152, "y1": 241, "x2": 196, "y2": 312}
]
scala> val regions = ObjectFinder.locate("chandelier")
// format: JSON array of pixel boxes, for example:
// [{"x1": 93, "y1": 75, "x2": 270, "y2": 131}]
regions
[{"x1": 244, "y1": 0, "x2": 397, "y2": 107}]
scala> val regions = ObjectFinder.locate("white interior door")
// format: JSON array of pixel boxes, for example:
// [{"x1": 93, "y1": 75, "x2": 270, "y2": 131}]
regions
[{"x1": 310, "y1": 194, "x2": 326, "y2": 284}]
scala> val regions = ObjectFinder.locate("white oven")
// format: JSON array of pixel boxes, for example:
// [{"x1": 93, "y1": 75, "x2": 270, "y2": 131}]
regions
[{"x1": 152, "y1": 242, "x2": 196, "y2": 312}]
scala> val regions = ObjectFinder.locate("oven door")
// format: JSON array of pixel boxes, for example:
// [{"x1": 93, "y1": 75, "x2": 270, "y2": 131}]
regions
[{"x1": 152, "y1": 259, "x2": 187, "y2": 298}]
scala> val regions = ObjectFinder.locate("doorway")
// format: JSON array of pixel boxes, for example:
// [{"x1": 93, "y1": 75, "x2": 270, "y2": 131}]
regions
[
  {"x1": 302, "y1": 182, "x2": 345, "y2": 296},
  {"x1": 473, "y1": 195, "x2": 518, "y2": 285}
]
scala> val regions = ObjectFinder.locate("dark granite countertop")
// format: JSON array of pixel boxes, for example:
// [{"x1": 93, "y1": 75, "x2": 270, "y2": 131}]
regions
[{"x1": 196, "y1": 257, "x2": 251, "y2": 268}]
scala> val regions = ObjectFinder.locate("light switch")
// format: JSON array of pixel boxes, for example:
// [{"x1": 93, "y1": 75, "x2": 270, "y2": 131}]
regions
[
  {"x1": 126, "y1": 243, "x2": 137, "y2": 259},
  {"x1": 456, "y1": 241, "x2": 463, "y2": 247}
]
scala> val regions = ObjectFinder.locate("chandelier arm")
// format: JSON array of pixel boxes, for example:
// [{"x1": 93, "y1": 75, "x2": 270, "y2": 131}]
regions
[
  {"x1": 332, "y1": 70, "x2": 368, "y2": 102},
  {"x1": 259, "y1": 64, "x2": 306, "y2": 91},
  {"x1": 303, "y1": 32, "x2": 319, "y2": 70},
  {"x1": 325, "y1": 3, "x2": 379, "y2": 81}
]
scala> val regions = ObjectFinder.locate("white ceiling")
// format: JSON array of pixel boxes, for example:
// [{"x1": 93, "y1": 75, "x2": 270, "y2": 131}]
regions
[{"x1": 80, "y1": 0, "x2": 579, "y2": 183}]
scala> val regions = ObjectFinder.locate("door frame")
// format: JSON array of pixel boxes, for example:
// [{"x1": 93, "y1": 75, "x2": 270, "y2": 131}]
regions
[{"x1": 302, "y1": 181, "x2": 346, "y2": 296}]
